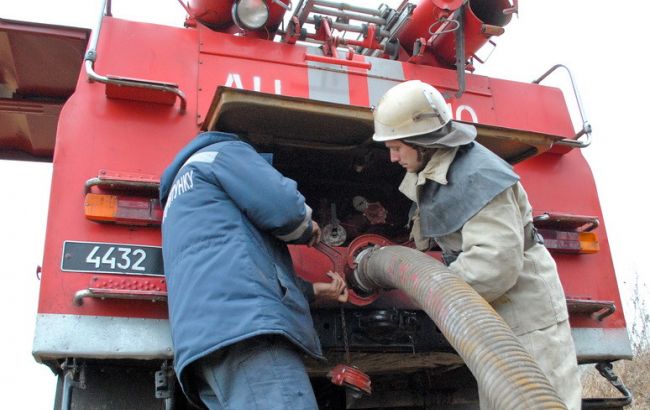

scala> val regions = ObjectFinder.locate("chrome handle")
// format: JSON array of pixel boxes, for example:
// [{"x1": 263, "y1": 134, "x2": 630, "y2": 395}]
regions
[
  {"x1": 73, "y1": 288, "x2": 167, "y2": 306},
  {"x1": 533, "y1": 64, "x2": 592, "y2": 148}
]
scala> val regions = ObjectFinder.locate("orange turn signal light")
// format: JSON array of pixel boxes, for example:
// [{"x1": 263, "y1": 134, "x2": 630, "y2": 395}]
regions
[{"x1": 577, "y1": 232, "x2": 600, "y2": 254}]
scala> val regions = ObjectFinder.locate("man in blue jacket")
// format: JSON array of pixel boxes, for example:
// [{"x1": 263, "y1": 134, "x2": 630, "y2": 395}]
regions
[{"x1": 160, "y1": 131, "x2": 347, "y2": 409}]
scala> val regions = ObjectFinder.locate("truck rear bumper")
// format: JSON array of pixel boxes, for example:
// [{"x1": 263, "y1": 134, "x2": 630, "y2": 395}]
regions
[
  {"x1": 572, "y1": 327, "x2": 633, "y2": 362},
  {"x1": 33, "y1": 313, "x2": 173, "y2": 362},
  {"x1": 32, "y1": 313, "x2": 633, "y2": 363}
]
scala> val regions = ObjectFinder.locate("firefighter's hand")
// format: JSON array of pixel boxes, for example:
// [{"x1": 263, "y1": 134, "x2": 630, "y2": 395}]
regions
[
  {"x1": 308, "y1": 221, "x2": 321, "y2": 247},
  {"x1": 313, "y1": 272, "x2": 349, "y2": 303}
]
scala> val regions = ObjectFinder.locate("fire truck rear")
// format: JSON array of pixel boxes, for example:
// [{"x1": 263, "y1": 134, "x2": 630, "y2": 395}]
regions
[{"x1": 0, "y1": 0, "x2": 634, "y2": 408}]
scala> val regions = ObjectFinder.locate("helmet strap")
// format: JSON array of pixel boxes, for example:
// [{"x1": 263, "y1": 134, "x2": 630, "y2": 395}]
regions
[
  {"x1": 404, "y1": 141, "x2": 435, "y2": 164},
  {"x1": 418, "y1": 148, "x2": 435, "y2": 164}
]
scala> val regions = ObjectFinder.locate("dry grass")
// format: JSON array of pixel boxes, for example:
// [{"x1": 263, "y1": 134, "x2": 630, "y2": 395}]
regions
[
  {"x1": 581, "y1": 349, "x2": 649, "y2": 409},
  {"x1": 581, "y1": 274, "x2": 649, "y2": 408}
]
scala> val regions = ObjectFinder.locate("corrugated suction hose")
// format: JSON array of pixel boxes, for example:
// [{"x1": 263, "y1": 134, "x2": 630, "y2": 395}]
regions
[{"x1": 353, "y1": 245, "x2": 567, "y2": 410}]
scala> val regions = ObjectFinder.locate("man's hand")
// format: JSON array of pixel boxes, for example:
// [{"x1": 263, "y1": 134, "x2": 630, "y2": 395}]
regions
[
  {"x1": 308, "y1": 220, "x2": 321, "y2": 247},
  {"x1": 313, "y1": 272, "x2": 349, "y2": 303}
]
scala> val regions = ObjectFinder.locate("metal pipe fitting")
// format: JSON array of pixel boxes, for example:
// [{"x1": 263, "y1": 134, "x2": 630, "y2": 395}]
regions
[
  {"x1": 312, "y1": 6, "x2": 386, "y2": 25},
  {"x1": 313, "y1": 0, "x2": 384, "y2": 17},
  {"x1": 306, "y1": 17, "x2": 366, "y2": 33}
]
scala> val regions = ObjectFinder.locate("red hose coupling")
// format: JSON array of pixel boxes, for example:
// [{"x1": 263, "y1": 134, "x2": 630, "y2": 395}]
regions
[
  {"x1": 346, "y1": 234, "x2": 392, "y2": 306},
  {"x1": 327, "y1": 364, "x2": 372, "y2": 397}
]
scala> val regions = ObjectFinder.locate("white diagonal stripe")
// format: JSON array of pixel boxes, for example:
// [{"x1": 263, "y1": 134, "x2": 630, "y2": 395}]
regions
[{"x1": 276, "y1": 205, "x2": 313, "y2": 242}]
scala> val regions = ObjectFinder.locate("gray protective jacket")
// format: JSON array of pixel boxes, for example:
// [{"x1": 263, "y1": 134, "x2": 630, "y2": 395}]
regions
[{"x1": 400, "y1": 143, "x2": 569, "y2": 335}]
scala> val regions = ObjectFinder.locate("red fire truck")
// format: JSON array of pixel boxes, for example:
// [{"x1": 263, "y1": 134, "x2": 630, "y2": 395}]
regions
[{"x1": 0, "y1": 0, "x2": 634, "y2": 408}]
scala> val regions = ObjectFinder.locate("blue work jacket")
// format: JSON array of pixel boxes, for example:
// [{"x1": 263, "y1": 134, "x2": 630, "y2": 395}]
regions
[{"x1": 160, "y1": 131, "x2": 322, "y2": 395}]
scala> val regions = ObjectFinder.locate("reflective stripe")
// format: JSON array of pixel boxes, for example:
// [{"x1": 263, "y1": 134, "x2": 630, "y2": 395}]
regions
[
  {"x1": 181, "y1": 151, "x2": 219, "y2": 170},
  {"x1": 305, "y1": 51, "x2": 405, "y2": 107},
  {"x1": 33, "y1": 313, "x2": 173, "y2": 361},
  {"x1": 365, "y1": 56, "x2": 405, "y2": 107},
  {"x1": 307, "y1": 48, "x2": 350, "y2": 104},
  {"x1": 276, "y1": 205, "x2": 312, "y2": 242}
]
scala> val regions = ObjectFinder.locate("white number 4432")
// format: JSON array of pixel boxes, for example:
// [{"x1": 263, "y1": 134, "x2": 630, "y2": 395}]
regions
[{"x1": 85, "y1": 246, "x2": 146, "y2": 271}]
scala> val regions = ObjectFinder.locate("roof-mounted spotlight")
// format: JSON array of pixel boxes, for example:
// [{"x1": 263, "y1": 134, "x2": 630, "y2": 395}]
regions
[{"x1": 232, "y1": 0, "x2": 269, "y2": 31}]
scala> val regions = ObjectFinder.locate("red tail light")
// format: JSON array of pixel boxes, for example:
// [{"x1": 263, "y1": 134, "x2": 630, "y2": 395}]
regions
[
  {"x1": 83, "y1": 170, "x2": 161, "y2": 226},
  {"x1": 535, "y1": 213, "x2": 600, "y2": 254},
  {"x1": 84, "y1": 193, "x2": 162, "y2": 226},
  {"x1": 538, "y1": 229, "x2": 599, "y2": 254}
]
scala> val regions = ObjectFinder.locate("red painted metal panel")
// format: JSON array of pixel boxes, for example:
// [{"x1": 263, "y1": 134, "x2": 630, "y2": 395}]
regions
[
  {"x1": 197, "y1": 26, "x2": 311, "y2": 120},
  {"x1": 36, "y1": 16, "x2": 624, "y2": 343},
  {"x1": 195, "y1": 23, "x2": 573, "y2": 140},
  {"x1": 402, "y1": 64, "x2": 574, "y2": 137},
  {"x1": 515, "y1": 150, "x2": 625, "y2": 328},
  {"x1": 37, "y1": 18, "x2": 201, "y2": 318}
]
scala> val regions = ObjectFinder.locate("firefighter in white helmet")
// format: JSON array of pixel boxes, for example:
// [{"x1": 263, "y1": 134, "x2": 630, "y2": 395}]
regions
[{"x1": 373, "y1": 80, "x2": 582, "y2": 410}]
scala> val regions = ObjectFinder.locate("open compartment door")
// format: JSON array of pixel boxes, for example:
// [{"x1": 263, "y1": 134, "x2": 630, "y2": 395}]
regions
[
  {"x1": 0, "y1": 19, "x2": 89, "y2": 161},
  {"x1": 203, "y1": 87, "x2": 564, "y2": 164}
]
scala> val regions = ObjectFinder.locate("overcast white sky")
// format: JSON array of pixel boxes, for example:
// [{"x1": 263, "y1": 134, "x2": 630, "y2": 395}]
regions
[{"x1": 1, "y1": 1, "x2": 649, "y2": 408}]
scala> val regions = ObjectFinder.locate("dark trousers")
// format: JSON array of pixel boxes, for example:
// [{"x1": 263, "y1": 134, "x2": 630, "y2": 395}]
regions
[{"x1": 193, "y1": 336, "x2": 318, "y2": 410}]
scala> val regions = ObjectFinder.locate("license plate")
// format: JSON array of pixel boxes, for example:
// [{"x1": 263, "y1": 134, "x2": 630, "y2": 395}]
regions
[{"x1": 61, "y1": 241, "x2": 164, "y2": 276}]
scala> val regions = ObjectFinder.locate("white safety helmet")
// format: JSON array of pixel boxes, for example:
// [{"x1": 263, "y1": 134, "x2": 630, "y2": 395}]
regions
[{"x1": 372, "y1": 80, "x2": 476, "y2": 148}]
